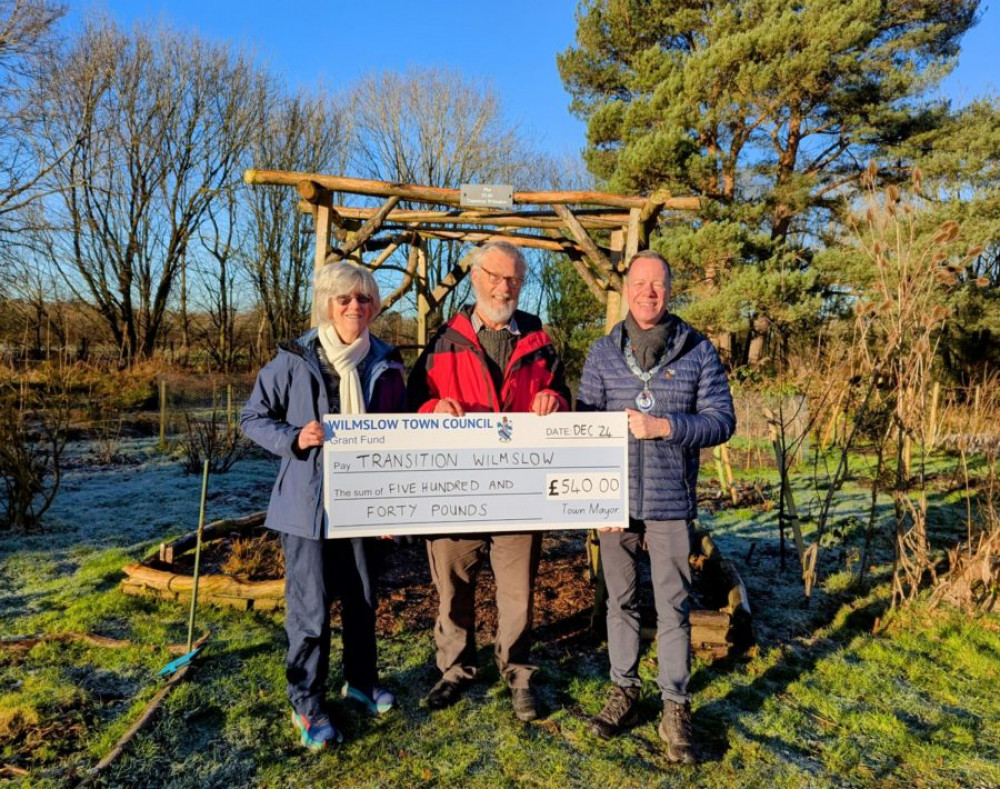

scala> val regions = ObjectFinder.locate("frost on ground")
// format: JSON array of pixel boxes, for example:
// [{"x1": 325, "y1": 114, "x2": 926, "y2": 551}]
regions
[{"x1": 0, "y1": 438, "x2": 278, "y2": 631}]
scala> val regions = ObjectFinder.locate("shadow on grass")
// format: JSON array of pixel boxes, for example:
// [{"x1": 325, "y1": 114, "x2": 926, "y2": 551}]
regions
[{"x1": 694, "y1": 592, "x2": 888, "y2": 763}]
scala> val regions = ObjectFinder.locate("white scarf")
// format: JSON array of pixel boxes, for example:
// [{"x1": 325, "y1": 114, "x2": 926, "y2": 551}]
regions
[{"x1": 318, "y1": 325, "x2": 371, "y2": 414}]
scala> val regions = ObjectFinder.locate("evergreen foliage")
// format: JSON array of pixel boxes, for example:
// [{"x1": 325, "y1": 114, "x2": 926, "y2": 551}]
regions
[{"x1": 558, "y1": 0, "x2": 982, "y2": 366}]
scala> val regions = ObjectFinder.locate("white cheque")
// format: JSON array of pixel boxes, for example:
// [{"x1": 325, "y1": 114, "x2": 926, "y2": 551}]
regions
[{"x1": 322, "y1": 412, "x2": 629, "y2": 538}]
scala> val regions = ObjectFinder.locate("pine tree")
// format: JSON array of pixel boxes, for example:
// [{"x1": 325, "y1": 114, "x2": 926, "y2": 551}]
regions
[{"x1": 558, "y1": 0, "x2": 980, "y2": 365}]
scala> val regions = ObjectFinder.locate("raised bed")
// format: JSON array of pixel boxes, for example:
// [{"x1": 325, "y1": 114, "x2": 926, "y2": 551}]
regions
[
  {"x1": 120, "y1": 512, "x2": 285, "y2": 611},
  {"x1": 122, "y1": 517, "x2": 752, "y2": 661}
]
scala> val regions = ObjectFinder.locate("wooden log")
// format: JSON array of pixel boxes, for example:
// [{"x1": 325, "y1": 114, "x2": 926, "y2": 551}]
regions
[
  {"x1": 554, "y1": 204, "x2": 621, "y2": 290},
  {"x1": 625, "y1": 207, "x2": 641, "y2": 262},
  {"x1": 332, "y1": 196, "x2": 401, "y2": 260},
  {"x1": 368, "y1": 238, "x2": 405, "y2": 271},
  {"x1": 426, "y1": 263, "x2": 472, "y2": 311},
  {"x1": 928, "y1": 381, "x2": 941, "y2": 449},
  {"x1": 415, "y1": 241, "x2": 429, "y2": 347},
  {"x1": 693, "y1": 644, "x2": 733, "y2": 660},
  {"x1": 639, "y1": 188, "x2": 677, "y2": 245},
  {"x1": 121, "y1": 564, "x2": 284, "y2": 601},
  {"x1": 301, "y1": 203, "x2": 633, "y2": 230},
  {"x1": 246, "y1": 169, "x2": 700, "y2": 211},
  {"x1": 380, "y1": 243, "x2": 420, "y2": 312},
  {"x1": 691, "y1": 625, "x2": 735, "y2": 645},
  {"x1": 155, "y1": 512, "x2": 266, "y2": 561},
  {"x1": 313, "y1": 203, "x2": 331, "y2": 326},
  {"x1": 720, "y1": 444, "x2": 738, "y2": 504},
  {"x1": 689, "y1": 609, "x2": 732, "y2": 628},
  {"x1": 540, "y1": 228, "x2": 609, "y2": 304},
  {"x1": 297, "y1": 179, "x2": 328, "y2": 204},
  {"x1": 407, "y1": 227, "x2": 584, "y2": 253}
]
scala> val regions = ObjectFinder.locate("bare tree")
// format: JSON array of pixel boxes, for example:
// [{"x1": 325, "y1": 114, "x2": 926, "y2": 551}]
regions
[
  {"x1": 347, "y1": 68, "x2": 547, "y2": 325},
  {"x1": 0, "y1": 0, "x2": 65, "y2": 290},
  {"x1": 241, "y1": 89, "x2": 349, "y2": 352},
  {"x1": 36, "y1": 19, "x2": 265, "y2": 363}
]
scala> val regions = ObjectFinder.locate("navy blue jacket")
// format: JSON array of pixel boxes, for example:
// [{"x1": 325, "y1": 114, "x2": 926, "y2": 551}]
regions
[
  {"x1": 240, "y1": 328, "x2": 406, "y2": 539},
  {"x1": 577, "y1": 316, "x2": 735, "y2": 521}
]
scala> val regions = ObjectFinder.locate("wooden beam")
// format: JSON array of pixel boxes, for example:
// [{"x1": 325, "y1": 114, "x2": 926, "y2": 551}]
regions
[
  {"x1": 625, "y1": 207, "x2": 641, "y2": 261},
  {"x1": 553, "y1": 204, "x2": 621, "y2": 290},
  {"x1": 296, "y1": 179, "x2": 330, "y2": 204},
  {"x1": 298, "y1": 203, "x2": 631, "y2": 230},
  {"x1": 312, "y1": 204, "x2": 331, "y2": 327},
  {"x1": 247, "y1": 169, "x2": 699, "y2": 211},
  {"x1": 604, "y1": 229, "x2": 627, "y2": 332},
  {"x1": 399, "y1": 227, "x2": 586, "y2": 254},
  {"x1": 381, "y1": 243, "x2": 420, "y2": 312},
  {"x1": 332, "y1": 196, "x2": 401, "y2": 259},
  {"x1": 428, "y1": 259, "x2": 473, "y2": 307},
  {"x1": 368, "y1": 238, "x2": 405, "y2": 270},
  {"x1": 415, "y1": 241, "x2": 429, "y2": 347},
  {"x1": 541, "y1": 228, "x2": 608, "y2": 305}
]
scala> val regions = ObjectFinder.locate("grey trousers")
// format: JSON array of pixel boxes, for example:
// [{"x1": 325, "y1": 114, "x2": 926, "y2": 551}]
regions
[
  {"x1": 426, "y1": 532, "x2": 542, "y2": 689},
  {"x1": 599, "y1": 519, "x2": 693, "y2": 703}
]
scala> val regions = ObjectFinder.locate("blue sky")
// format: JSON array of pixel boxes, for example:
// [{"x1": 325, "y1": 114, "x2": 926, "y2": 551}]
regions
[{"x1": 74, "y1": 0, "x2": 998, "y2": 161}]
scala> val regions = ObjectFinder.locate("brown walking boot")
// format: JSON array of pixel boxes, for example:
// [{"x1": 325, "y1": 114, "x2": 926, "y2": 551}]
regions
[
  {"x1": 587, "y1": 685, "x2": 640, "y2": 739},
  {"x1": 658, "y1": 699, "x2": 697, "y2": 764}
]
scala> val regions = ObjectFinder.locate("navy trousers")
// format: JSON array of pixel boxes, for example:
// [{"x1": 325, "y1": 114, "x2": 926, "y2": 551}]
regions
[{"x1": 280, "y1": 532, "x2": 379, "y2": 718}]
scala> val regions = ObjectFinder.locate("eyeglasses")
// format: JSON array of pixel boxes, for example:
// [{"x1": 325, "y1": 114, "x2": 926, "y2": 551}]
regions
[
  {"x1": 334, "y1": 293, "x2": 373, "y2": 306},
  {"x1": 478, "y1": 265, "x2": 524, "y2": 288}
]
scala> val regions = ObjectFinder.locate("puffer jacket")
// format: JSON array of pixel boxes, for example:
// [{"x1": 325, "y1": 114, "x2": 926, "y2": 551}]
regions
[
  {"x1": 407, "y1": 306, "x2": 570, "y2": 413},
  {"x1": 576, "y1": 316, "x2": 735, "y2": 521},
  {"x1": 240, "y1": 328, "x2": 406, "y2": 539}
]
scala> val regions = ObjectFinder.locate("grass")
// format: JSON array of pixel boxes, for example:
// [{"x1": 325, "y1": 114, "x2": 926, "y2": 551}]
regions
[{"x1": 1, "y1": 439, "x2": 998, "y2": 787}]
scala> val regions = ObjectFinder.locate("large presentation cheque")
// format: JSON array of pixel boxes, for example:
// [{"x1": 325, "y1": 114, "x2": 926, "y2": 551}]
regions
[{"x1": 322, "y1": 411, "x2": 629, "y2": 538}]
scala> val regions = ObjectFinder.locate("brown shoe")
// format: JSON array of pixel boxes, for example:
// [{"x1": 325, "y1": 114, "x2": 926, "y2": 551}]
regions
[
  {"x1": 658, "y1": 699, "x2": 697, "y2": 764},
  {"x1": 587, "y1": 685, "x2": 640, "y2": 739}
]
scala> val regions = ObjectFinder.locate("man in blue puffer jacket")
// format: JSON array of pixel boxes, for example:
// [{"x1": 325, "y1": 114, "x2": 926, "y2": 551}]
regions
[{"x1": 577, "y1": 250, "x2": 735, "y2": 764}]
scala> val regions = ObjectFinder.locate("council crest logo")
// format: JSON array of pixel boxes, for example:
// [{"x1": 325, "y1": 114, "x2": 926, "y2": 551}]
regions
[{"x1": 498, "y1": 416, "x2": 513, "y2": 443}]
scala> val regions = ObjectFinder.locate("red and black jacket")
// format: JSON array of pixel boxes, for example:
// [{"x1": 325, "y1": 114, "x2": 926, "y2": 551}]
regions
[{"x1": 407, "y1": 307, "x2": 571, "y2": 414}]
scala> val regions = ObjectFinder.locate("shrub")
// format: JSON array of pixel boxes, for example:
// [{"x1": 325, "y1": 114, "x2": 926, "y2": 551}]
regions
[
  {"x1": 178, "y1": 410, "x2": 251, "y2": 474},
  {"x1": 0, "y1": 372, "x2": 70, "y2": 532}
]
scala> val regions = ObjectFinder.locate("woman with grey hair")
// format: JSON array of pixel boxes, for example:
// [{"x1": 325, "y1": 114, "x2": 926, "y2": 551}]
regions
[{"x1": 241, "y1": 261, "x2": 405, "y2": 750}]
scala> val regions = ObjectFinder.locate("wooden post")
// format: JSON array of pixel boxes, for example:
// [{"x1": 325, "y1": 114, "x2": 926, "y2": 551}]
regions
[
  {"x1": 159, "y1": 379, "x2": 167, "y2": 451},
  {"x1": 312, "y1": 204, "x2": 331, "y2": 327},
  {"x1": 604, "y1": 229, "x2": 626, "y2": 332},
  {"x1": 720, "y1": 443, "x2": 738, "y2": 504},
  {"x1": 713, "y1": 446, "x2": 728, "y2": 497},
  {"x1": 625, "y1": 208, "x2": 640, "y2": 261},
  {"x1": 928, "y1": 381, "x2": 940, "y2": 449},
  {"x1": 415, "y1": 241, "x2": 429, "y2": 348},
  {"x1": 766, "y1": 409, "x2": 806, "y2": 563}
]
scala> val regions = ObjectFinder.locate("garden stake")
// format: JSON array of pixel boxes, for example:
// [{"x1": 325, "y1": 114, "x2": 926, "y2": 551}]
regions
[{"x1": 159, "y1": 459, "x2": 210, "y2": 677}]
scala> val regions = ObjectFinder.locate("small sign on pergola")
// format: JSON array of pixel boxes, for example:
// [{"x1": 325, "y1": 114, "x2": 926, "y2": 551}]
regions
[
  {"x1": 242, "y1": 170, "x2": 700, "y2": 343},
  {"x1": 460, "y1": 184, "x2": 514, "y2": 210}
]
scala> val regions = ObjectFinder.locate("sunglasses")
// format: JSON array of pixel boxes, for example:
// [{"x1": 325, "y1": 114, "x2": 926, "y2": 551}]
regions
[{"x1": 334, "y1": 293, "x2": 373, "y2": 306}]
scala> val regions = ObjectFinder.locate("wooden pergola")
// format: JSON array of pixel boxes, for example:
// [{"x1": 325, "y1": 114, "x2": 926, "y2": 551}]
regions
[{"x1": 242, "y1": 170, "x2": 700, "y2": 342}]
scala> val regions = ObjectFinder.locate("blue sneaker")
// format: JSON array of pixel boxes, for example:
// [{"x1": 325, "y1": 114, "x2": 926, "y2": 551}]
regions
[
  {"x1": 291, "y1": 710, "x2": 342, "y2": 750},
  {"x1": 341, "y1": 682, "x2": 395, "y2": 715}
]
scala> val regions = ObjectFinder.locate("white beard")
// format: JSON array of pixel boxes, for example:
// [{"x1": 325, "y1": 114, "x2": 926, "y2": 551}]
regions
[{"x1": 477, "y1": 298, "x2": 516, "y2": 326}]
